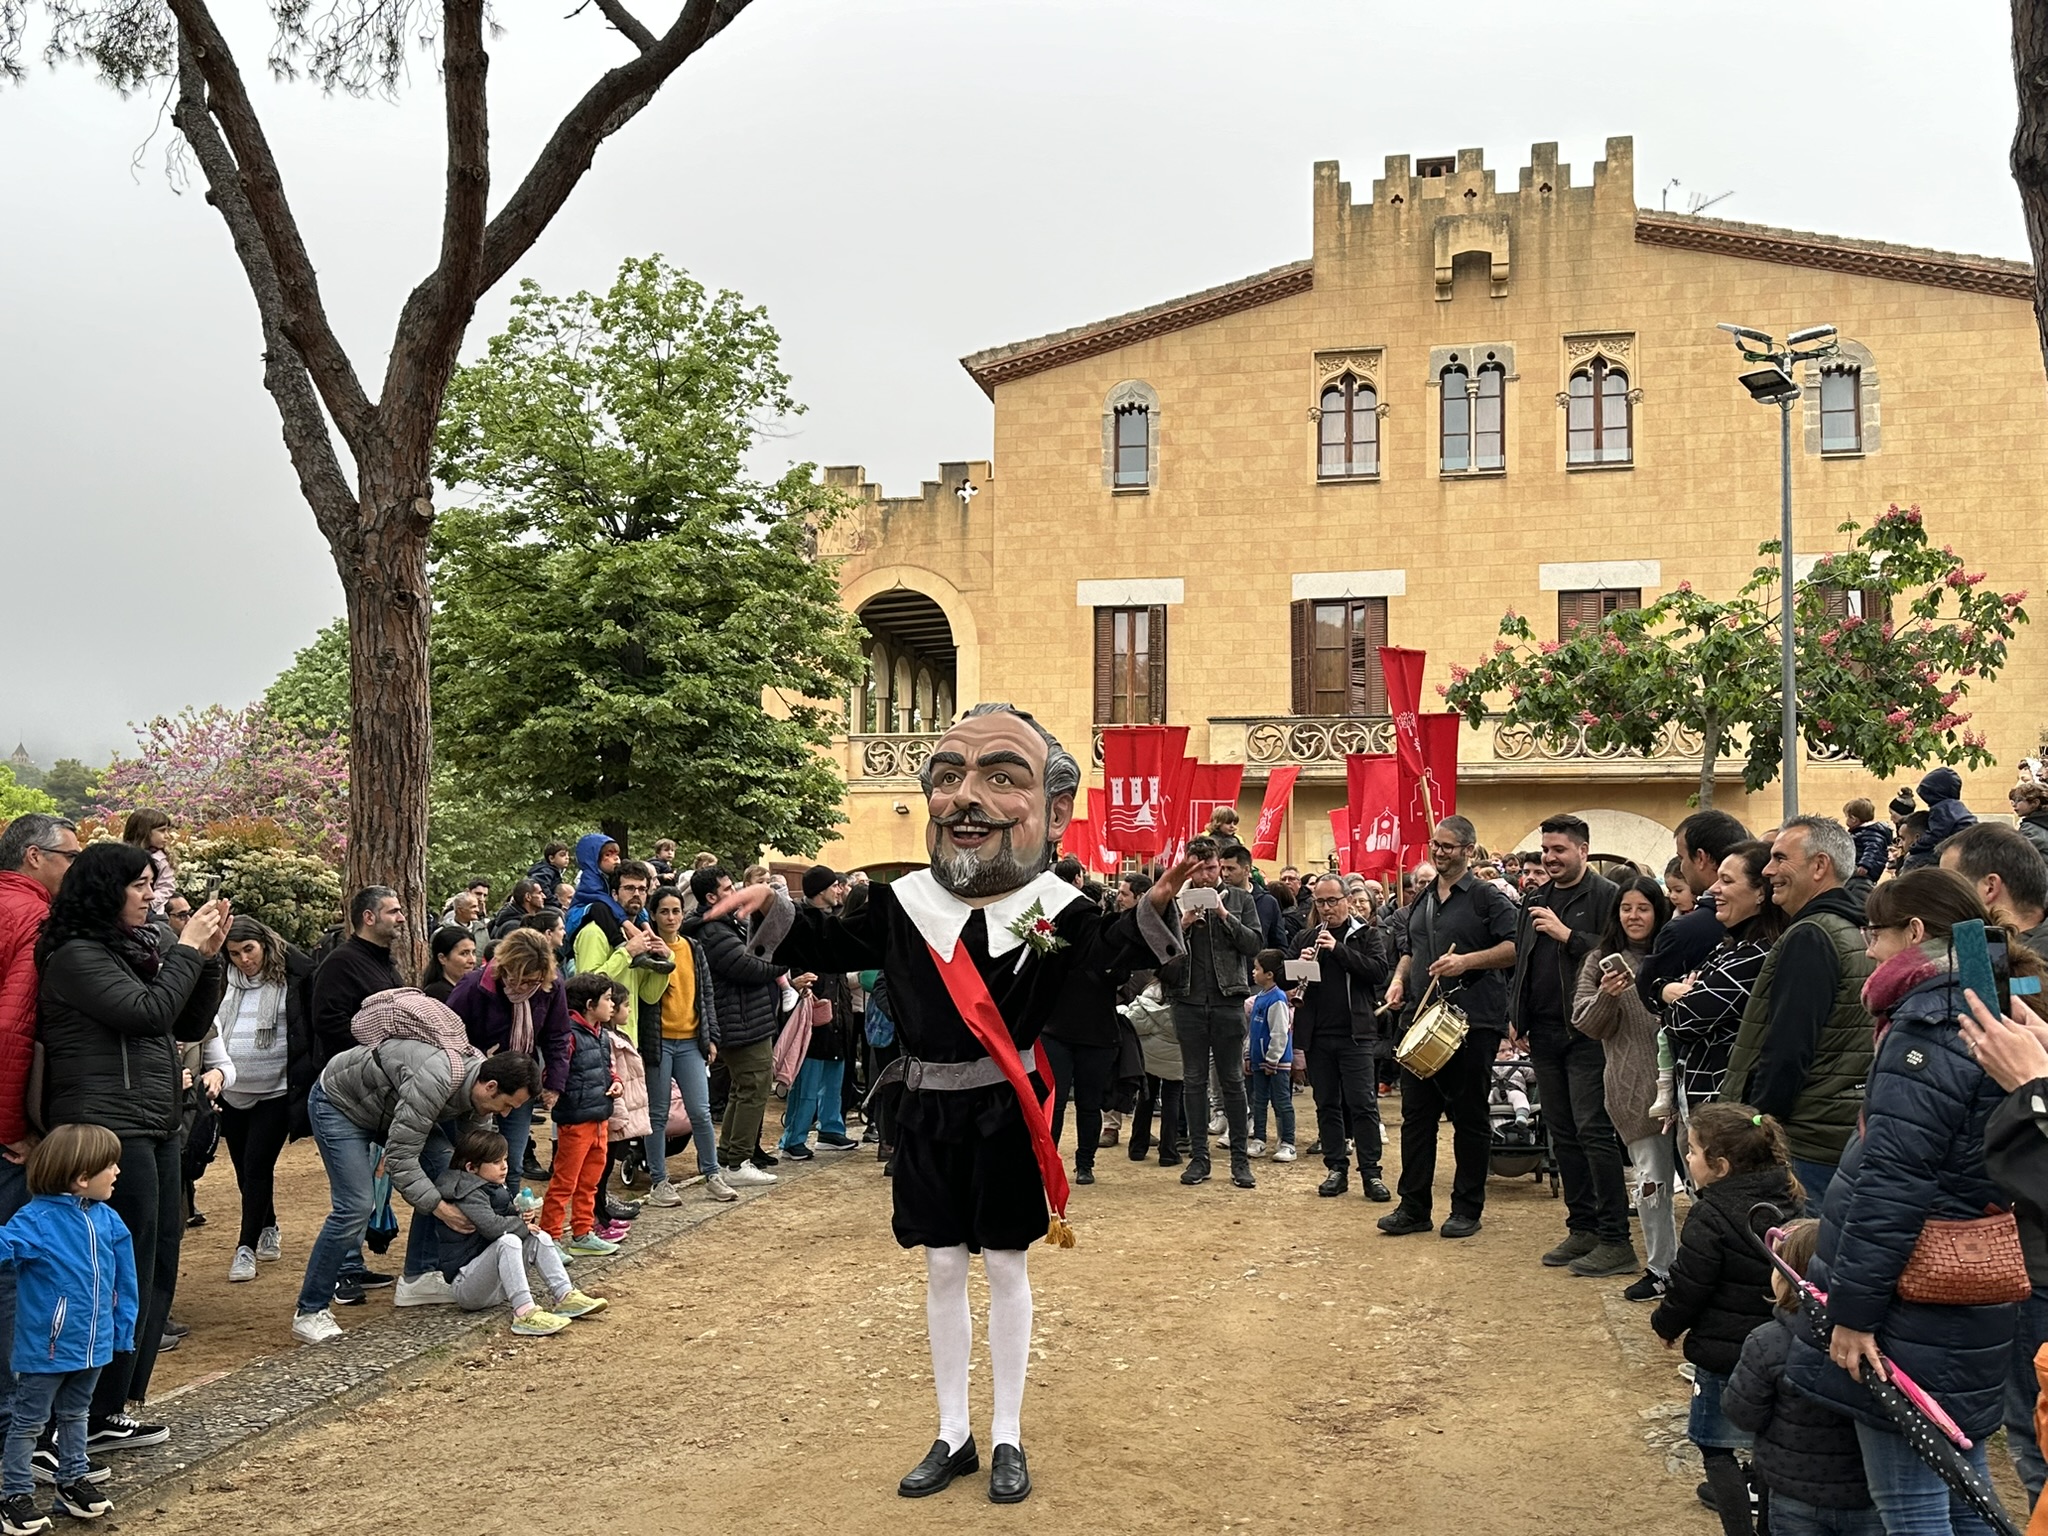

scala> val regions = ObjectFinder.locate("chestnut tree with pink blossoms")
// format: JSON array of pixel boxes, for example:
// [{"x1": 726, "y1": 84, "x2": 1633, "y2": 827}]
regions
[{"x1": 1443, "y1": 506, "x2": 2026, "y2": 810}]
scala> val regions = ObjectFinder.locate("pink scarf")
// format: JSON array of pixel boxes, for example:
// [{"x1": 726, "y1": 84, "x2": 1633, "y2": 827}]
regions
[{"x1": 485, "y1": 962, "x2": 538, "y2": 1058}]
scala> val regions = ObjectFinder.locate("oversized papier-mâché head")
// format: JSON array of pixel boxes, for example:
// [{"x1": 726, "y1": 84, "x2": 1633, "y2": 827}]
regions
[{"x1": 917, "y1": 704, "x2": 1080, "y2": 899}]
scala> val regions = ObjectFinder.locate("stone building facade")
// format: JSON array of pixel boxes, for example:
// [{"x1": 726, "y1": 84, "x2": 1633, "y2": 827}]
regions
[{"x1": 812, "y1": 137, "x2": 2043, "y2": 873}]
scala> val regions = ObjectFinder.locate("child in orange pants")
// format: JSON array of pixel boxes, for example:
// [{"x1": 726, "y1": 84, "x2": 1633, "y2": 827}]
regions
[{"x1": 542, "y1": 975, "x2": 624, "y2": 1256}]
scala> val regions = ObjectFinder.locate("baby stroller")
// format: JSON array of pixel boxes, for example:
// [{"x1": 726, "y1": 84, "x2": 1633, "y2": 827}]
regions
[
  {"x1": 1488, "y1": 1049, "x2": 1559, "y2": 1196},
  {"x1": 614, "y1": 1081, "x2": 701, "y2": 1189}
]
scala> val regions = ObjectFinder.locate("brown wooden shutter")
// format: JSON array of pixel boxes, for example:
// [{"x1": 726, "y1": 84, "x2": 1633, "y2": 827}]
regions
[
  {"x1": 1862, "y1": 587, "x2": 1891, "y2": 629},
  {"x1": 1612, "y1": 588, "x2": 1642, "y2": 613},
  {"x1": 1147, "y1": 604, "x2": 1168, "y2": 724},
  {"x1": 1360, "y1": 598, "x2": 1389, "y2": 715},
  {"x1": 1093, "y1": 608, "x2": 1115, "y2": 723},
  {"x1": 1558, "y1": 591, "x2": 1597, "y2": 638},
  {"x1": 1290, "y1": 601, "x2": 1314, "y2": 715}
]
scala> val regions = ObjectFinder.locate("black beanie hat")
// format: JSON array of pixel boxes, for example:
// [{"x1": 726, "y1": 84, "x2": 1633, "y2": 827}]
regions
[{"x1": 802, "y1": 865, "x2": 840, "y2": 900}]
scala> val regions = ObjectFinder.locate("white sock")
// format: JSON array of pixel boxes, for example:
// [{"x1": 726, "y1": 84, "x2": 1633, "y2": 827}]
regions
[
  {"x1": 925, "y1": 1245, "x2": 972, "y2": 1452},
  {"x1": 984, "y1": 1247, "x2": 1032, "y2": 1450}
]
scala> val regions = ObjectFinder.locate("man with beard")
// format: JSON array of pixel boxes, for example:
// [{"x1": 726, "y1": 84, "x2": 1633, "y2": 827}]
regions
[
  {"x1": 698, "y1": 703, "x2": 1190, "y2": 1506},
  {"x1": 1169, "y1": 838, "x2": 1263, "y2": 1189}
]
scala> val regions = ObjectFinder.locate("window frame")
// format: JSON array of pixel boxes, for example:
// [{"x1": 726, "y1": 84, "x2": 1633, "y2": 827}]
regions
[
  {"x1": 1439, "y1": 364, "x2": 1471, "y2": 473},
  {"x1": 1819, "y1": 366, "x2": 1862, "y2": 455},
  {"x1": 1290, "y1": 597, "x2": 1389, "y2": 716},
  {"x1": 1317, "y1": 373, "x2": 1380, "y2": 481},
  {"x1": 1557, "y1": 587, "x2": 1640, "y2": 639},
  {"x1": 1113, "y1": 403, "x2": 1151, "y2": 489},
  {"x1": 1566, "y1": 357, "x2": 1633, "y2": 466},
  {"x1": 1093, "y1": 605, "x2": 1169, "y2": 724}
]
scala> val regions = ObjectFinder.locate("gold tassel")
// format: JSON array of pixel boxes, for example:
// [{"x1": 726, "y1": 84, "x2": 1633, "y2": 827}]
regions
[{"x1": 1044, "y1": 1214, "x2": 1077, "y2": 1249}]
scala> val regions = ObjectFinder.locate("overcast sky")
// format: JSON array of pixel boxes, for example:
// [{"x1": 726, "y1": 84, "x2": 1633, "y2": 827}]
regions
[{"x1": 0, "y1": 0, "x2": 2026, "y2": 766}]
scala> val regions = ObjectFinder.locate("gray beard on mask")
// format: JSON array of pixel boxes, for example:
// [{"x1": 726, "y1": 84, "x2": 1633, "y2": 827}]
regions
[{"x1": 930, "y1": 827, "x2": 1054, "y2": 899}]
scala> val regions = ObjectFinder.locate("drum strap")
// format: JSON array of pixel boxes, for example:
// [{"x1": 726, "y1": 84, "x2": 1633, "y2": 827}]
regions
[{"x1": 1421, "y1": 888, "x2": 1464, "y2": 1002}]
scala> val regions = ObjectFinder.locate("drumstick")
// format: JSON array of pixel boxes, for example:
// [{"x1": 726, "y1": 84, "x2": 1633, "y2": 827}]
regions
[{"x1": 1410, "y1": 944, "x2": 1458, "y2": 1016}]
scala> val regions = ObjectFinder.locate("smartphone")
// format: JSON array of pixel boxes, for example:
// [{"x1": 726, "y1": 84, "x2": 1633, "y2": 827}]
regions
[
  {"x1": 1952, "y1": 918, "x2": 2011, "y2": 1019},
  {"x1": 1598, "y1": 952, "x2": 1634, "y2": 981}
]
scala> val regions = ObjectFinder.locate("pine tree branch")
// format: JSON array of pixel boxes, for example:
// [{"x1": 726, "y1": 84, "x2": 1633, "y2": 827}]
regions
[
  {"x1": 594, "y1": 0, "x2": 658, "y2": 51},
  {"x1": 166, "y1": 0, "x2": 375, "y2": 451},
  {"x1": 172, "y1": 30, "x2": 360, "y2": 552},
  {"x1": 478, "y1": 0, "x2": 751, "y2": 292}
]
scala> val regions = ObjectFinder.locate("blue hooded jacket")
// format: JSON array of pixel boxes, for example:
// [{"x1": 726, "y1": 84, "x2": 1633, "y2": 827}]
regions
[
  {"x1": 564, "y1": 832, "x2": 625, "y2": 942},
  {"x1": 1903, "y1": 768, "x2": 1976, "y2": 870},
  {"x1": 0, "y1": 1194, "x2": 138, "y2": 1374}
]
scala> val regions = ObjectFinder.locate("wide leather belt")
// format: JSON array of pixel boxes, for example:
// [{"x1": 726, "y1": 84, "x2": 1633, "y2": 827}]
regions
[{"x1": 866, "y1": 1046, "x2": 1036, "y2": 1104}]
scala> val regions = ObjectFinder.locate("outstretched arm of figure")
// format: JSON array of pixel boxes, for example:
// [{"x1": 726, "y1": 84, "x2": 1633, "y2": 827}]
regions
[{"x1": 700, "y1": 881, "x2": 883, "y2": 973}]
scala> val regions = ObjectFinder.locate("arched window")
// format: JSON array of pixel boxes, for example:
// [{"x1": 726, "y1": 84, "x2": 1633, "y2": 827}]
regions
[
  {"x1": 891, "y1": 656, "x2": 913, "y2": 734},
  {"x1": 913, "y1": 668, "x2": 934, "y2": 735},
  {"x1": 1114, "y1": 404, "x2": 1150, "y2": 488},
  {"x1": 1318, "y1": 374, "x2": 1379, "y2": 479},
  {"x1": 1473, "y1": 362, "x2": 1505, "y2": 470},
  {"x1": 863, "y1": 643, "x2": 888, "y2": 733},
  {"x1": 1439, "y1": 364, "x2": 1470, "y2": 472},
  {"x1": 1820, "y1": 366, "x2": 1861, "y2": 453},
  {"x1": 1567, "y1": 359, "x2": 1631, "y2": 465}
]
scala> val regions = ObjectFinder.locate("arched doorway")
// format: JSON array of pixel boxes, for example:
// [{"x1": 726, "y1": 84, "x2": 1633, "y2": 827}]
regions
[
  {"x1": 854, "y1": 589, "x2": 957, "y2": 774},
  {"x1": 1505, "y1": 808, "x2": 1677, "y2": 877}
]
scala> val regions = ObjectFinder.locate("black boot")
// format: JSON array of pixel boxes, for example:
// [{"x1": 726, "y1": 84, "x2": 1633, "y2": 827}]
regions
[
  {"x1": 1230, "y1": 1156, "x2": 1256, "y2": 1189},
  {"x1": 899, "y1": 1437, "x2": 978, "y2": 1498},
  {"x1": 1699, "y1": 1449, "x2": 1755, "y2": 1536}
]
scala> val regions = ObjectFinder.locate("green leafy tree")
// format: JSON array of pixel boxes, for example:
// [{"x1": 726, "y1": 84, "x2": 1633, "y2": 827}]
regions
[
  {"x1": 0, "y1": 767, "x2": 58, "y2": 821},
  {"x1": 172, "y1": 822, "x2": 344, "y2": 950},
  {"x1": 1444, "y1": 506, "x2": 2027, "y2": 808},
  {"x1": 431, "y1": 256, "x2": 865, "y2": 859},
  {"x1": 262, "y1": 620, "x2": 351, "y2": 735},
  {"x1": 38, "y1": 759, "x2": 104, "y2": 820}
]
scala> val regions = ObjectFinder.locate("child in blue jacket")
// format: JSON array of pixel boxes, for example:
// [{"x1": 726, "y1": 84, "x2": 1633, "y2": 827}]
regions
[
  {"x1": 1245, "y1": 950, "x2": 1297, "y2": 1161},
  {"x1": 0, "y1": 1124, "x2": 136, "y2": 1534}
]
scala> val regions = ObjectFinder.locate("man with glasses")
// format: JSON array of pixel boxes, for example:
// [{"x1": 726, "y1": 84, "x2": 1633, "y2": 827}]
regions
[
  {"x1": 1296, "y1": 875, "x2": 1392, "y2": 1201},
  {"x1": 1380, "y1": 817, "x2": 1519, "y2": 1239}
]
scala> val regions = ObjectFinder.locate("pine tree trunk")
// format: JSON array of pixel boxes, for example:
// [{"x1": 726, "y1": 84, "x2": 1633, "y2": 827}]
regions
[
  {"x1": 1696, "y1": 711, "x2": 1720, "y2": 811},
  {"x1": 2015, "y1": 0, "x2": 2048, "y2": 377},
  {"x1": 342, "y1": 465, "x2": 435, "y2": 975}
]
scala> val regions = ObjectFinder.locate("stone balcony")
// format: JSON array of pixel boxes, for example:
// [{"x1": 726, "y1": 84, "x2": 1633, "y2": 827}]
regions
[{"x1": 845, "y1": 733, "x2": 942, "y2": 783}]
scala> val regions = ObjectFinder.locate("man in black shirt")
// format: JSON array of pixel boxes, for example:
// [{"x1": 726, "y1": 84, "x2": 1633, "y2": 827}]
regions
[
  {"x1": 1165, "y1": 836, "x2": 1264, "y2": 1190},
  {"x1": 1381, "y1": 818, "x2": 1519, "y2": 1238},
  {"x1": 1508, "y1": 816, "x2": 1627, "y2": 1276},
  {"x1": 1295, "y1": 874, "x2": 1392, "y2": 1201}
]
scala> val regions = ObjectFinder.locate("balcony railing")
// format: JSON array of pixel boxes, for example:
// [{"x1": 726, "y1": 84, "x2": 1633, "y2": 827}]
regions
[{"x1": 849, "y1": 733, "x2": 942, "y2": 780}]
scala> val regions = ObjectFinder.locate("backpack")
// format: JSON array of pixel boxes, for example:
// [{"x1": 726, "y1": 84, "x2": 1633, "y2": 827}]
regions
[
  {"x1": 350, "y1": 988, "x2": 482, "y2": 1083},
  {"x1": 864, "y1": 974, "x2": 897, "y2": 1048}
]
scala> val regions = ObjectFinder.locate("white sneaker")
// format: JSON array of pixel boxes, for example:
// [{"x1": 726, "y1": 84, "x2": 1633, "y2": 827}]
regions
[
  {"x1": 393, "y1": 1271, "x2": 455, "y2": 1307},
  {"x1": 1246, "y1": 1140, "x2": 1267, "y2": 1158},
  {"x1": 727, "y1": 1162, "x2": 777, "y2": 1187},
  {"x1": 292, "y1": 1309, "x2": 344, "y2": 1345},
  {"x1": 228, "y1": 1246, "x2": 257, "y2": 1283},
  {"x1": 704, "y1": 1170, "x2": 740, "y2": 1202},
  {"x1": 256, "y1": 1225, "x2": 282, "y2": 1261},
  {"x1": 1274, "y1": 1144, "x2": 1298, "y2": 1163},
  {"x1": 1208, "y1": 1113, "x2": 1226, "y2": 1136},
  {"x1": 646, "y1": 1180, "x2": 684, "y2": 1208}
]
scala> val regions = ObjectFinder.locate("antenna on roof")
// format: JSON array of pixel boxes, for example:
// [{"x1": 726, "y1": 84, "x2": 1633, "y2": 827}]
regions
[
  {"x1": 1688, "y1": 189, "x2": 1735, "y2": 215},
  {"x1": 1661, "y1": 178, "x2": 1681, "y2": 211}
]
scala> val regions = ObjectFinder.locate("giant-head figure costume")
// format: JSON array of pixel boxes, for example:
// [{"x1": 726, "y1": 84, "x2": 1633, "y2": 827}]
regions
[{"x1": 917, "y1": 703, "x2": 1080, "y2": 901}]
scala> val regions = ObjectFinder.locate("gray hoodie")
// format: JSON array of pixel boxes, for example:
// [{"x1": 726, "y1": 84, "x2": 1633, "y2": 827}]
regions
[{"x1": 428, "y1": 1167, "x2": 528, "y2": 1280}]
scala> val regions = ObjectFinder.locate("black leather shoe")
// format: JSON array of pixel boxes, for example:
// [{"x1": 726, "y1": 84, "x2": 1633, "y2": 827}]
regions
[
  {"x1": 1075, "y1": 1168, "x2": 1095, "y2": 1186},
  {"x1": 1363, "y1": 1178, "x2": 1392, "y2": 1203},
  {"x1": 1157, "y1": 1151, "x2": 1181, "y2": 1168},
  {"x1": 899, "y1": 1437, "x2": 978, "y2": 1498},
  {"x1": 1317, "y1": 1169, "x2": 1348, "y2": 1197},
  {"x1": 1439, "y1": 1214, "x2": 1482, "y2": 1239},
  {"x1": 1377, "y1": 1208, "x2": 1431, "y2": 1236},
  {"x1": 988, "y1": 1443, "x2": 1031, "y2": 1504},
  {"x1": 1178, "y1": 1159, "x2": 1211, "y2": 1186}
]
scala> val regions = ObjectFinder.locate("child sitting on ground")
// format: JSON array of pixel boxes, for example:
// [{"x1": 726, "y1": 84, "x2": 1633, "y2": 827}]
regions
[
  {"x1": 1843, "y1": 798, "x2": 1893, "y2": 887},
  {"x1": 545, "y1": 975, "x2": 626, "y2": 1258},
  {"x1": 431, "y1": 1127, "x2": 607, "y2": 1338},
  {"x1": 1650, "y1": 1104, "x2": 1803, "y2": 1536},
  {"x1": 1721, "y1": 1218, "x2": 1880, "y2": 1536},
  {"x1": 0, "y1": 1124, "x2": 136, "y2": 1534},
  {"x1": 1245, "y1": 949, "x2": 1295, "y2": 1162}
]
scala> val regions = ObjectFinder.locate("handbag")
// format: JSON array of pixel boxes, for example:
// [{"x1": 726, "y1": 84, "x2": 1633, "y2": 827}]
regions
[
  {"x1": 771, "y1": 995, "x2": 816, "y2": 1095},
  {"x1": 1897, "y1": 1208, "x2": 2032, "y2": 1306}
]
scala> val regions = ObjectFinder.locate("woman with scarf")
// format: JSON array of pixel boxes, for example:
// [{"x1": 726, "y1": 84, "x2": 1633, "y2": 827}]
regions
[
  {"x1": 563, "y1": 833, "x2": 624, "y2": 944},
  {"x1": 36, "y1": 841, "x2": 227, "y2": 1446},
  {"x1": 215, "y1": 916, "x2": 316, "y2": 1283},
  {"x1": 1663, "y1": 840, "x2": 1787, "y2": 1111},
  {"x1": 1787, "y1": 868, "x2": 2040, "y2": 1532},
  {"x1": 446, "y1": 928, "x2": 571, "y2": 1194}
]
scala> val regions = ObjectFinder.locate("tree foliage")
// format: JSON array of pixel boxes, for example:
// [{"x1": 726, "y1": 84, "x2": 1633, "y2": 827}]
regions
[
  {"x1": 98, "y1": 704, "x2": 351, "y2": 862},
  {"x1": 0, "y1": 767, "x2": 58, "y2": 822},
  {"x1": 171, "y1": 821, "x2": 343, "y2": 950},
  {"x1": 1444, "y1": 506, "x2": 2027, "y2": 807},
  {"x1": 430, "y1": 256, "x2": 865, "y2": 859},
  {"x1": 38, "y1": 759, "x2": 103, "y2": 820},
  {"x1": 262, "y1": 619, "x2": 351, "y2": 735}
]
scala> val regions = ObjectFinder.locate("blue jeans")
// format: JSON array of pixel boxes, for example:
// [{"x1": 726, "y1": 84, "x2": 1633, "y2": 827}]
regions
[
  {"x1": 1793, "y1": 1156, "x2": 1839, "y2": 1218},
  {"x1": 499, "y1": 1098, "x2": 537, "y2": 1182},
  {"x1": 4, "y1": 1368, "x2": 96, "y2": 1497},
  {"x1": 780, "y1": 1058, "x2": 847, "y2": 1149},
  {"x1": 1855, "y1": 1419, "x2": 2006, "y2": 1535},
  {"x1": 2005, "y1": 1287, "x2": 2048, "y2": 1507},
  {"x1": 298, "y1": 1083, "x2": 453, "y2": 1311},
  {"x1": 645, "y1": 1038, "x2": 718, "y2": 1182},
  {"x1": 0, "y1": 1159, "x2": 29, "y2": 1433},
  {"x1": 1768, "y1": 1493, "x2": 1886, "y2": 1535},
  {"x1": 1248, "y1": 1069, "x2": 1295, "y2": 1145}
]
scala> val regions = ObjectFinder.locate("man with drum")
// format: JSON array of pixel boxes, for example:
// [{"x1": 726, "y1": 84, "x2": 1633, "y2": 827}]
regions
[
  {"x1": 1379, "y1": 817, "x2": 1519, "y2": 1239},
  {"x1": 1295, "y1": 875, "x2": 1392, "y2": 1202}
]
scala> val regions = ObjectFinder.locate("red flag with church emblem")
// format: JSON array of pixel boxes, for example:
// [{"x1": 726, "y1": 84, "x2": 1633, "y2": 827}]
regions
[
  {"x1": 1396, "y1": 712, "x2": 1462, "y2": 867},
  {"x1": 1346, "y1": 753, "x2": 1402, "y2": 878},
  {"x1": 1379, "y1": 646, "x2": 1428, "y2": 783},
  {"x1": 1250, "y1": 766, "x2": 1300, "y2": 860},
  {"x1": 1098, "y1": 727, "x2": 1169, "y2": 855}
]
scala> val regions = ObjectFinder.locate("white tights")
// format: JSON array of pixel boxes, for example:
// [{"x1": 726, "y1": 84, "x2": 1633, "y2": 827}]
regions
[{"x1": 925, "y1": 1245, "x2": 1032, "y2": 1452}]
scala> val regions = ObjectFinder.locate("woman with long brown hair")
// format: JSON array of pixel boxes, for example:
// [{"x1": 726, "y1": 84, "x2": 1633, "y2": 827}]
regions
[
  {"x1": 1663, "y1": 840, "x2": 1788, "y2": 1108},
  {"x1": 214, "y1": 915, "x2": 315, "y2": 1282}
]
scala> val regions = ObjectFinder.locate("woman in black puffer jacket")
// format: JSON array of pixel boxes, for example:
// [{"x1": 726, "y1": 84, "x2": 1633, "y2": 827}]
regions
[
  {"x1": 36, "y1": 842, "x2": 228, "y2": 1435},
  {"x1": 1786, "y1": 869, "x2": 2034, "y2": 1534}
]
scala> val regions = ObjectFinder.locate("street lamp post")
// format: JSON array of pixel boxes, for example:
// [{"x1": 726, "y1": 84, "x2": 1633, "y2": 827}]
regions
[{"x1": 1716, "y1": 322, "x2": 1839, "y2": 823}]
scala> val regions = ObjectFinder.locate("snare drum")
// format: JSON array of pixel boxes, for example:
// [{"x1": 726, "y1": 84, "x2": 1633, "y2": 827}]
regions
[{"x1": 1396, "y1": 999, "x2": 1470, "y2": 1080}]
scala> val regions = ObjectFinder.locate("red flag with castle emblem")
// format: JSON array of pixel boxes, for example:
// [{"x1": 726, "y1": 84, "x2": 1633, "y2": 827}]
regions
[
  {"x1": 1249, "y1": 766, "x2": 1300, "y2": 860},
  {"x1": 1098, "y1": 727, "x2": 1170, "y2": 855}
]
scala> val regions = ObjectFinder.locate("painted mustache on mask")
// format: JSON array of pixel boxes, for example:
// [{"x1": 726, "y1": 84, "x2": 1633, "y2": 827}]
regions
[{"x1": 933, "y1": 808, "x2": 1021, "y2": 833}]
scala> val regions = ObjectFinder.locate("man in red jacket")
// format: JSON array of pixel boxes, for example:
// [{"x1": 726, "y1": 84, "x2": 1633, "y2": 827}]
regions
[{"x1": 0, "y1": 812, "x2": 81, "y2": 1438}]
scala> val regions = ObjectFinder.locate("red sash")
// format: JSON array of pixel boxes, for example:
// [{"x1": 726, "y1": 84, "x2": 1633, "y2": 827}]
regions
[{"x1": 925, "y1": 941, "x2": 1076, "y2": 1248}]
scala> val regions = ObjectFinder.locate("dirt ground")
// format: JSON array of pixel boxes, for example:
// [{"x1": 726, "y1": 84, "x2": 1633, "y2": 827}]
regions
[{"x1": 133, "y1": 1103, "x2": 1734, "y2": 1536}]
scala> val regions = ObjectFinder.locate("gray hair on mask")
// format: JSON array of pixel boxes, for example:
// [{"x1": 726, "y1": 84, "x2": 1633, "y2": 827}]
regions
[{"x1": 919, "y1": 703, "x2": 1082, "y2": 809}]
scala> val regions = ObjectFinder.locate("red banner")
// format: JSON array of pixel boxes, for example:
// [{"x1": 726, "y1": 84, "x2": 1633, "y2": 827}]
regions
[
  {"x1": 1159, "y1": 754, "x2": 1198, "y2": 866},
  {"x1": 1098, "y1": 727, "x2": 1170, "y2": 854},
  {"x1": 1187, "y1": 763, "x2": 1244, "y2": 842},
  {"x1": 1063, "y1": 816, "x2": 1094, "y2": 871},
  {"x1": 1249, "y1": 766, "x2": 1300, "y2": 860},
  {"x1": 1380, "y1": 646, "x2": 1427, "y2": 783},
  {"x1": 1346, "y1": 752, "x2": 1402, "y2": 878},
  {"x1": 1327, "y1": 808, "x2": 1354, "y2": 875},
  {"x1": 1393, "y1": 713, "x2": 1463, "y2": 868}
]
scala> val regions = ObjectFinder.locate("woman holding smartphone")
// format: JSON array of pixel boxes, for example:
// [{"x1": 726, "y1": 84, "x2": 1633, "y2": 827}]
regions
[{"x1": 1572, "y1": 875, "x2": 1674, "y2": 1301}]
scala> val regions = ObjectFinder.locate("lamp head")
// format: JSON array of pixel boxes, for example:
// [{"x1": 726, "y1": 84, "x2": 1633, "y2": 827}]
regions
[
  {"x1": 1738, "y1": 365, "x2": 1802, "y2": 406},
  {"x1": 1718, "y1": 322, "x2": 1775, "y2": 349},
  {"x1": 1787, "y1": 324, "x2": 1838, "y2": 347}
]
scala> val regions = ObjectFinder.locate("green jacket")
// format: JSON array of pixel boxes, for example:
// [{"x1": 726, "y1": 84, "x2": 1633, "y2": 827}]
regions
[
  {"x1": 571, "y1": 909, "x2": 670, "y2": 1012},
  {"x1": 1721, "y1": 887, "x2": 1874, "y2": 1165}
]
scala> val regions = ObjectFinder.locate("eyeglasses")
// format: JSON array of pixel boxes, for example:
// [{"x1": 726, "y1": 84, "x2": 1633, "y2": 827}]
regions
[
  {"x1": 1858, "y1": 923, "x2": 1901, "y2": 941},
  {"x1": 1427, "y1": 841, "x2": 1467, "y2": 856},
  {"x1": 29, "y1": 846, "x2": 79, "y2": 863}
]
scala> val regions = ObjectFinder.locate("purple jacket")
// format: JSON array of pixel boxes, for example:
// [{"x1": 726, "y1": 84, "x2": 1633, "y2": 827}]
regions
[{"x1": 446, "y1": 964, "x2": 572, "y2": 1095}]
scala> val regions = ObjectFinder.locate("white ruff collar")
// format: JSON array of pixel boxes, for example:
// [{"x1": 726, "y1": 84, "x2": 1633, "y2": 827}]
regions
[{"x1": 892, "y1": 867, "x2": 1086, "y2": 963}]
